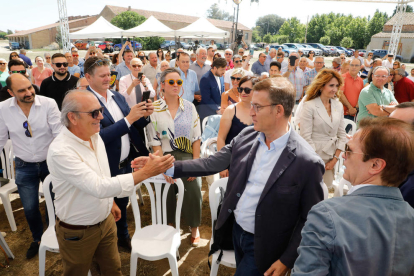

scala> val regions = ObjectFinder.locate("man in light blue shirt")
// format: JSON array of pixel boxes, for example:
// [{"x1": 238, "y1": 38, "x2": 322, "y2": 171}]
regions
[
  {"x1": 264, "y1": 48, "x2": 277, "y2": 72},
  {"x1": 115, "y1": 50, "x2": 134, "y2": 81},
  {"x1": 251, "y1": 53, "x2": 267, "y2": 76},
  {"x1": 65, "y1": 52, "x2": 80, "y2": 78},
  {"x1": 176, "y1": 52, "x2": 199, "y2": 102}
]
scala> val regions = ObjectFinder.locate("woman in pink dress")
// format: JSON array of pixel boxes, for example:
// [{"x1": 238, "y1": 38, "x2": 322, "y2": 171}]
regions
[{"x1": 31, "y1": 56, "x2": 53, "y2": 87}]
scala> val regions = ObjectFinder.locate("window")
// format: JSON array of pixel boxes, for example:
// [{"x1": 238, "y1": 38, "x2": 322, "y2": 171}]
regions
[{"x1": 245, "y1": 33, "x2": 249, "y2": 40}]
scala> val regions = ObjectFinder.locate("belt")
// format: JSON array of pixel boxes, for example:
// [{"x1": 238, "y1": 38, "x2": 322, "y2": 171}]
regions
[
  {"x1": 119, "y1": 157, "x2": 129, "y2": 170},
  {"x1": 57, "y1": 217, "x2": 105, "y2": 230}
]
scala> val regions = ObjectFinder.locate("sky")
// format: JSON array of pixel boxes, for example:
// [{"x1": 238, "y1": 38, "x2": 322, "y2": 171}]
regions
[{"x1": 0, "y1": 0, "x2": 400, "y2": 33}]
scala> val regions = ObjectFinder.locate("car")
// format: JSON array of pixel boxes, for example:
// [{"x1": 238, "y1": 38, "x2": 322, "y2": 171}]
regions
[
  {"x1": 74, "y1": 40, "x2": 89, "y2": 50},
  {"x1": 113, "y1": 41, "x2": 142, "y2": 51},
  {"x1": 301, "y1": 44, "x2": 323, "y2": 56},
  {"x1": 284, "y1": 43, "x2": 309, "y2": 56},
  {"x1": 332, "y1": 46, "x2": 346, "y2": 56},
  {"x1": 160, "y1": 40, "x2": 175, "y2": 50},
  {"x1": 97, "y1": 42, "x2": 113, "y2": 50},
  {"x1": 335, "y1": 46, "x2": 353, "y2": 57},
  {"x1": 325, "y1": 46, "x2": 342, "y2": 56},
  {"x1": 249, "y1": 44, "x2": 260, "y2": 51},
  {"x1": 371, "y1": 49, "x2": 402, "y2": 61},
  {"x1": 305, "y1": 43, "x2": 331, "y2": 56},
  {"x1": 179, "y1": 42, "x2": 192, "y2": 50},
  {"x1": 357, "y1": 49, "x2": 366, "y2": 57},
  {"x1": 269, "y1": 44, "x2": 296, "y2": 57},
  {"x1": 9, "y1": 42, "x2": 20, "y2": 50}
]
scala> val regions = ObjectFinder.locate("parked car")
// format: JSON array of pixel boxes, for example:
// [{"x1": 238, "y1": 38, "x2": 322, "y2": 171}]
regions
[
  {"x1": 74, "y1": 40, "x2": 89, "y2": 50},
  {"x1": 305, "y1": 43, "x2": 330, "y2": 56},
  {"x1": 301, "y1": 44, "x2": 323, "y2": 56},
  {"x1": 269, "y1": 44, "x2": 296, "y2": 57},
  {"x1": 284, "y1": 43, "x2": 309, "y2": 56},
  {"x1": 357, "y1": 49, "x2": 366, "y2": 57},
  {"x1": 97, "y1": 42, "x2": 114, "y2": 50},
  {"x1": 9, "y1": 42, "x2": 20, "y2": 50},
  {"x1": 160, "y1": 40, "x2": 175, "y2": 50},
  {"x1": 113, "y1": 41, "x2": 142, "y2": 51},
  {"x1": 335, "y1": 46, "x2": 353, "y2": 57},
  {"x1": 325, "y1": 46, "x2": 342, "y2": 56},
  {"x1": 249, "y1": 44, "x2": 260, "y2": 51},
  {"x1": 179, "y1": 42, "x2": 192, "y2": 50},
  {"x1": 371, "y1": 49, "x2": 402, "y2": 61}
]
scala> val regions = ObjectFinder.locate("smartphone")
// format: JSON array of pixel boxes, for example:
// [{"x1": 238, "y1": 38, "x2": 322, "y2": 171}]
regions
[
  {"x1": 249, "y1": 48, "x2": 254, "y2": 56},
  {"x1": 142, "y1": 91, "x2": 151, "y2": 103},
  {"x1": 138, "y1": 72, "x2": 143, "y2": 81},
  {"x1": 289, "y1": 56, "x2": 298, "y2": 66},
  {"x1": 90, "y1": 41, "x2": 95, "y2": 47}
]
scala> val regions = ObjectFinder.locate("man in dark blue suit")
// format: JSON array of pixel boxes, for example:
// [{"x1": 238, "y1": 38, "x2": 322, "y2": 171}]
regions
[
  {"x1": 84, "y1": 57, "x2": 153, "y2": 250},
  {"x1": 198, "y1": 57, "x2": 226, "y2": 123}
]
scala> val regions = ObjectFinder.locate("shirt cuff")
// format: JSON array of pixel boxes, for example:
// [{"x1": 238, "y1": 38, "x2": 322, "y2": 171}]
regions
[
  {"x1": 116, "y1": 173, "x2": 135, "y2": 198},
  {"x1": 165, "y1": 165, "x2": 175, "y2": 177},
  {"x1": 124, "y1": 117, "x2": 131, "y2": 128}
]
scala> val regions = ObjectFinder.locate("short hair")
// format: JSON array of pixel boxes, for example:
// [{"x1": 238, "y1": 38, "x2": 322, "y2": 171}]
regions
[
  {"x1": 395, "y1": 67, "x2": 405, "y2": 76},
  {"x1": 259, "y1": 53, "x2": 266, "y2": 58},
  {"x1": 160, "y1": 67, "x2": 181, "y2": 83},
  {"x1": 358, "y1": 117, "x2": 414, "y2": 186},
  {"x1": 130, "y1": 58, "x2": 142, "y2": 65},
  {"x1": 111, "y1": 53, "x2": 119, "y2": 64},
  {"x1": 52, "y1": 53, "x2": 66, "y2": 61},
  {"x1": 277, "y1": 52, "x2": 284, "y2": 58},
  {"x1": 122, "y1": 49, "x2": 133, "y2": 57},
  {"x1": 396, "y1": 102, "x2": 414, "y2": 110},
  {"x1": 20, "y1": 49, "x2": 26, "y2": 54},
  {"x1": 252, "y1": 77, "x2": 295, "y2": 118},
  {"x1": 60, "y1": 90, "x2": 88, "y2": 127},
  {"x1": 315, "y1": 56, "x2": 324, "y2": 62},
  {"x1": 71, "y1": 47, "x2": 78, "y2": 52},
  {"x1": 211, "y1": 57, "x2": 227, "y2": 69},
  {"x1": 270, "y1": 48, "x2": 276, "y2": 53},
  {"x1": 306, "y1": 69, "x2": 343, "y2": 101},
  {"x1": 233, "y1": 55, "x2": 242, "y2": 61},
  {"x1": 8, "y1": 59, "x2": 25, "y2": 71},
  {"x1": 35, "y1": 56, "x2": 43, "y2": 62},
  {"x1": 350, "y1": 57, "x2": 361, "y2": 65},
  {"x1": 373, "y1": 58, "x2": 382, "y2": 66},
  {"x1": 373, "y1": 66, "x2": 390, "y2": 75},
  {"x1": 44, "y1": 52, "x2": 51, "y2": 58},
  {"x1": 148, "y1": 52, "x2": 157, "y2": 58},
  {"x1": 239, "y1": 75, "x2": 260, "y2": 88},
  {"x1": 333, "y1": 57, "x2": 341, "y2": 64},
  {"x1": 76, "y1": 78, "x2": 87, "y2": 88},
  {"x1": 231, "y1": 68, "x2": 245, "y2": 77},
  {"x1": 196, "y1": 47, "x2": 206, "y2": 55},
  {"x1": 270, "y1": 61, "x2": 281, "y2": 71},
  {"x1": 207, "y1": 46, "x2": 215, "y2": 51},
  {"x1": 177, "y1": 52, "x2": 189, "y2": 61},
  {"x1": 225, "y1": 49, "x2": 233, "y2": 55},
  {"x1": 83, "y1": 57, "x2": 110, "y2": 76},
  {"x1": 0, "y1": 58, "x2": 6, "y2": 63}
]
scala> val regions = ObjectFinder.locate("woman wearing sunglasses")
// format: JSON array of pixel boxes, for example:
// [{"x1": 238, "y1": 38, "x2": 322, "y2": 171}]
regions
[
  {"x1": 307, "y1": 51, "x2": 315, "y2": 69},
  {"x1": 300, "y1": 69, "x2": 346, "y2": 191},
  {"x1": 221, "y1": 68, "x2": 245, "y2": 111},
  {"x1": 165, "y1": 50, "x2": 172, "y2": 63},
  {"x1": 31, "y1": 56, "x2": 53, "y2": 87},
  {"x1": 9, "y1": 51, "x2": 20, "y2": 62},
  {"x1": 0, "y1": 58, "x2": 8, "y2": 87},
  {"x1": 146, "y1": 67, "x2": 202, "y2": 247},
  {"x1": 157, "y1": 48, "x2": 165, "y2": 65},
  {"x1": 217, "y1": 76, "x2": 259, "y2": 178}
]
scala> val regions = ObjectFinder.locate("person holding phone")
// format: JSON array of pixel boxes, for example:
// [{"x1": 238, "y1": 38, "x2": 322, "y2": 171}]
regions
[
  {"x1": 283, "y1": 52, "x2": 306, "y2": 103},
  {"x1": 119, "y1": 58, "x2": 155, "y2": 108},
  {"x1": 146, "y1": 67, "x2": 202, "y2": 247}
]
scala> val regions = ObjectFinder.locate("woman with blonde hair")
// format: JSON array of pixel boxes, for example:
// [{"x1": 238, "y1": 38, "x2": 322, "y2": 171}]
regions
[
  {"x1": 220, "y1": 68, "x2": 245, "y2": 111},
  {"x1": 300, "y1": 69, "x2": 346, "y2": 189}
]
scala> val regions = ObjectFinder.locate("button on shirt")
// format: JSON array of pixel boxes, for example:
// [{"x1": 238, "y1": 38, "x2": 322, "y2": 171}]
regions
[
  {"x1": 47, "y1": 126, "x2": 134, "y2": 225},
  {"x1": 0, "y1": 95, "x2": 61, "y2": 162},
  {"x1": 189, "y1": 61, "x2": 211, "y2": 86},
  {"x1": 90, "y1": 88, "x2": 131, "y2": 161},
  {"x1": 177, "y1": 68, "x2": 199, "y2": 102},
  {"x1": 234, "y1": 126, "x2": 291, "y2": 234}
]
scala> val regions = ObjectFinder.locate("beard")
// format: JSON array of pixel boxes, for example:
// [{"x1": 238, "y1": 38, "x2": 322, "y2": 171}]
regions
[
  {"x1": 55, "y1": 70, "x2": 67, "y2": 76},
  {"x1": 19, "y1": 92, "x2": 35, "y2": 103}
]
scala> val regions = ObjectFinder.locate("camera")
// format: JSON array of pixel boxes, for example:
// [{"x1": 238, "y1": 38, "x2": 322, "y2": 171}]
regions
[{"x1": 236, "y1": 30, "x2": 243, "y2": 45}]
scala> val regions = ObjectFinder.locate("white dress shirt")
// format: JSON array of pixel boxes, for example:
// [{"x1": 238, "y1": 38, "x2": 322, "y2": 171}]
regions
[
  {"x1": 234, "y1": 126, "x2": 291, "y2": 234},
  {"x1": 90, "y1": 88, "x2": 131, "y2": 162},
  {"x1": 119, "y1": 73, "x2": 155, "y2": 108},
  {"x1": 47, "y1": 127, "x2": 134, "y2": 225},
  {"x1": 0, "y1": 95, "x2": 61, "y2": 162},
  {"x1": 347, "y1": 184, "x2": 376, "y2": 195}
]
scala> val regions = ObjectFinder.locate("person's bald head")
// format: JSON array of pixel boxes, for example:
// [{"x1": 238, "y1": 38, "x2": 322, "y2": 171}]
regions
[
  {"x1": 6, "y1": 74, "x2": 36, "y2": 104},
  {"x1": 390, "y1": 102, "x2": 414, "y2": 125}
]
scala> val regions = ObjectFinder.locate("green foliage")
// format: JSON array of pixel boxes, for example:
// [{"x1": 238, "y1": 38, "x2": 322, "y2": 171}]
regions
[
  {"x1": 0, "y1": 32, "x2": 7, "y2": 39},
  {"x1": 55, "y1": 27, "x2": 62, "y2": 49},
  {"x1": 320, "y1": 36, "x2": 330, "y2": 45},
  {"x1": 7, "y1": 29, "x2": 13, "y2": 35},
  {"x1": 366, "y1": 10, "x2": 388, "y2": 46},
  {"x1": 263, "y1": 33, "x2": 272, "y2": 43},
  {"x1": 279, "y1": 17, "x2": 305, "y2": 43},
  {"x1": 206, "y1": 3, "x2": 233, "y2": 21},
  {"x1": 111, "y1": 11, "x2": 146, "y2": 30},
  {"x1": 392, "y1": 5, "x2": 413, "y2": 17},
  {"x1": 340, "y1": 37, "x2": 353, "y2": 48},
  {"x1": 136, "y1": 37, "x2": 165, "y2": 50},
  {"x1": 255, "y1": 14, "x2": 286, "y2": 37},
  {"x1": 346, "y1": 17, "x2": 367, "y2": 49},
  {"x1": 277, "y1": 35, "x2": 289, "y2": 44},
  {"x1": 252, "y1": 27, "x2": 262, "y2": 42}
]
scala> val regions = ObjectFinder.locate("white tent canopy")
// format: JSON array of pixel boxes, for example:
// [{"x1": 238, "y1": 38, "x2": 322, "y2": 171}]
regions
[
  {"x1": 69, "y1": 16, "x2": 124, "y2": 39},
  {"x1": 174, "y1": 17, "x2": 229, "y2": 38},
  {"x1": 123, "y1": 16, "x2": 176, "y2": 37}
]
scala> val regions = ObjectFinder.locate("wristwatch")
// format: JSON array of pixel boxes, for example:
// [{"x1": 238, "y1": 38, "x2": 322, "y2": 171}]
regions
[{"x1": 333, "y1": 155, "x2": 340, "y2": 161}]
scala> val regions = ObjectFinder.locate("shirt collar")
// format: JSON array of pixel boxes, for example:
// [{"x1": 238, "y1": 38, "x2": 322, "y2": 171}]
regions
[
  {"x1": 61, "y1": 126, "x2": 99, "y2": 147},
  {"x1": 9, "y1": 93, "x2": 41, "y2": 108},
  {"x1": 257, "y1": 123, "x2": 291, "y2": 151},
  {"x1": 89, "y1": 87, "x2": 113, "y2": 103},
  {"x1": 347, "y1": 184, "x2": 376, "y2": 195},
  {"x1": 158, "y1": 97, "x2": 185, "y2": 111},
  {"x1": 51, "y1": 72, "x2": 71, "y2": 82}
]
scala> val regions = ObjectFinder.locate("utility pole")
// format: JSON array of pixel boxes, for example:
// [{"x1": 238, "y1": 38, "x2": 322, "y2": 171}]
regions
[
  {"x1": 305, "y1": 15, "x2": 309, "y2": 43},
  {"x1": 57, "y1": 0, "x2": 70, "y2": 52}
]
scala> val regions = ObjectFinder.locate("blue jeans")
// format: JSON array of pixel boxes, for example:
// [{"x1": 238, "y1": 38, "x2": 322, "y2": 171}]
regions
[
  {"x1": 114, "y1": 166, "x2": 130, "y2": 240},
  {"x1": 15, "y1": 157, "x2": 50, "y2": 242},
  {"x1": 232, "y1": 221, "x2": 262, "y2": 276}
]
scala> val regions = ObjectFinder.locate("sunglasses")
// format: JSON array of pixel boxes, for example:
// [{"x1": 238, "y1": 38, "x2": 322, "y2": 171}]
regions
[
  {"x1": 234, "y1": 60, "x2": 242, "y2": 64},
  {"x1": 11, "y1": 55, "x2": 18, "y2": 58},
  {"x1": 53, "y1": 62, "x2": 68, "y2": 67},
  {"x1": 72, "y1": 54, "x2": 79, "y2": 58},
  {"x1": 225, "y1": 53, "x2": 232, "y2": 55},
  {"x1": 91, "y1": 58, "x2": 110, "y2": 67},
  {"x1": 165, "y1": 79, "x2": 183, "y2": 86},
  {"x1": 132, "y1": 64, "x2": 142, "y2": 68},
  {"x1": 242, "y1": 59, "x2": 246, "y2": 62},
  {"x1": 237, "y1": 87, "x2": 253, "y2": 94},
  {"x1": 0, "y1": 63, "x2": 6, "y2": 65},
  {"x1": 23, "y1": 121, "x2": 32, "y2": 138},
  {"x1": 72, "y1": 106, "x2": 104, "y2": 119},
  {"x1": 231, "y1": 76, "x2": 241, "y2": 81},
  {"x1": 11, "y1": 70, "x2": 27, "y2": 75}
]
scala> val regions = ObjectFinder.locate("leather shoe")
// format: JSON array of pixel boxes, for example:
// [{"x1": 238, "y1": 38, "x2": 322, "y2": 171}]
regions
[
  {"x1": 118, "y1": 237, "x2": 132, "y2": 251},
  {"x1": 26, "y1": 241, "x2": 40, "y2": 259}
]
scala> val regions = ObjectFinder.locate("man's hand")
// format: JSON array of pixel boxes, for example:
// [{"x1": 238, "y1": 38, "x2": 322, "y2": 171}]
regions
[
  {"x1": 349, "y1": 107, "x2": 357, "y2": 116},
  {"x1": 219, "y1": 169, "x2": 229, "y2": 178},
  {"x1": 144, "y1": 99, "x2": 154, "y2": 117},
  {"x1": 264, "y1": 260, "x2": 289, "y2": 276},
  {"x1": 111, "y1": 202, "x2": 121, "y2": 222},
  {"x1": 126, "y1": 102, "x2": 147, "y2": 124},
  {"x1": 130, "y1": 78, "x2": 141, "y2": 88},
  {"x1": 139, "y1": 152, "x2": 175, "y2": 180},
  {"x1": 194, "y1": 95, "x2": 202, "y2": 102},
  {"x1": 162, "y1": 173, "x2": 175, "y2": 184},
  {"x1": 288, "y1": 64, "x2": 295, "y2": 72}
]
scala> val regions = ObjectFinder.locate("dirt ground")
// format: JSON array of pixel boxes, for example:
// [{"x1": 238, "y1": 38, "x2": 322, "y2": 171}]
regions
[{"x1": 0, "y1": 178, "x2": 237, "y2": 276}]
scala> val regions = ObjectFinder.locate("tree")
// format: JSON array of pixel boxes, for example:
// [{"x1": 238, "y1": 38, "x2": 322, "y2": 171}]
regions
[
  {"x1": 7, "y1": 29, "x2": 13, "y2": 35},
  {"x1": 340, "y1": 37, "x2": 353, "y2": 48},
  {"x1": 279, "y1": 17, "x2": 305, "y2": 43},
  {"x1": 55, "y1": 27, "x2": 62, "y2": 49},
  {"x1": 252, "y1": 27, "x2": 262, "y2": 42},
  {"x1": 392, "y1": 4, "x2": 413, "y2": 16},
  {"x1": 0, "y1": 32, "x2": 7, "y2": 39},
  {"x1": 263, "y1": 33, "x2": 272, "y2": 43},
  {"x1": 136, "y1": 37, "x2": 165, "y2": 50},
  {"x1": 111, "y1": 11, "x2": 146, "y2": 30},
  {"x1": 346, "y1": 17, "x2": 368, "y2": 49},
  {"x1": 366, "y1": 10, "x2": 388, "y2": 45},
  {"x1": 206, "y1": 3, "x2": 233, "y2": 21},
  {"x1": 320, "y1": 36, "x2": 330, "y2": 45},
  {"x1": 277, "y1": 35, "x2": 289, "y2": 44},
  {"x1": 255, "y1": 14, "x2": 285, "y2": 38}
]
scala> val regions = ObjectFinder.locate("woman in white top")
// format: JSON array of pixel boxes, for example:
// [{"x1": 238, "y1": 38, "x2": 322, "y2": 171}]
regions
[
  {"x1": 307, "y1": 50, "x2": 315, "y2": 69},
  {"x1": 146, "y1": 67, "x2": 202, "y2": 247},
  {"x1": 300, "y1": 69, "x2": 346, "y2": 188},
  {"x1": 156, "y1": 48, "x2": 164, "y2": 65},
  {"x1": 364, "y1": 52, "x2": 374, "y2": 70}
]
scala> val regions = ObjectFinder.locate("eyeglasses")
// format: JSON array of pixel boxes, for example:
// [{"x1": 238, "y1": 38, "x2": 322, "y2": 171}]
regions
[
  {"x1": 350, "y1": 64, "x2": 360, "y2": 67},
  {"x1": 164, "y1": 79, "x2": 183, "y2": 86},
  {"x1": 53, "y1": 62, "x2": 68, "y2": 67},
  {"x1": 342, "y1": 144, "x2": 368, "y2": 158},
  {"x1": 315, "y1": 62, "x2": 324, "y2": 64},
  {"x1": 0, "y1": 63, "x2": 6, "y2": 65},
  {"x1": 45, "y1": 57, "x2": 51, "y2": 59},
  {"x1": 231, "y1": 76, "x2": 241, "y2": 81},
  {"x1": 341, "y1": 57, "x2": 346, "y2": 59},
  {"x1": 238, "y1": 87, "x2": 253, "y2": 94},
  {"x1": 393, "y1": 64, "x2": 398, "y2": 66},
  {"x1": 72, "y1": 107, "x2": 104, "y2": 119},
  {"x1": 72, "y1": 54, "x2": 79, "y2": 58},
  {"x1": 225, "y1": 53, "x2": 232, "y2": 56},
  {"x1": 11, "y1": 70, "x2": 27, "y2": 75},
  {"x1": 11, "y1": 55, "x2": 18, "y2": 58},
  {"x1": 23, "y1": 121, "x2": 32, "y2": 138},
  {"x1": 373, "y1": 74, "x2": 389, "y2": 79},
  {"x1": 234, "y1": 60, "x2": 242, "y2": 64},
  {"x1": 131, "y1": 64, "x2": 142, "y2": 68},
  {"x1": 250, "y1": 102, "x2": 276, "y2": 113}
]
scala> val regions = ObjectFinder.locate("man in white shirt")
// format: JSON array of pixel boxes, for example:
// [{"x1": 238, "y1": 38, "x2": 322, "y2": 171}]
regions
[
  {"x1": 169, "y1": 48, "x2": 184, "y2": 68},
  {"x1": 277, "y1": 52, "x2": 288, "y2": 74},
  {"x1": 0, "y1": 74, "x2": 61, "y2": 259},
  {"x1": 351, "y1": 50, "x2": 365, "y2": 69},
  {"x1": 48, "y1": 90, "x2": 174, "y2": 275},
  {"x1": 408, "y1": 68, "x2": 414, "y2": 82},
  {"x1": 224, "y1": 54, "x2": 253, "y2": 91},
  {"x1": 84, "y1": 56, "x2": 154, "y2": 250},
  {"x1": 382, "y1": 53, "x2": 394, "y2": 69},
  {"x1": 142, "y1": 52, "x2": 158, "y2": 85}
]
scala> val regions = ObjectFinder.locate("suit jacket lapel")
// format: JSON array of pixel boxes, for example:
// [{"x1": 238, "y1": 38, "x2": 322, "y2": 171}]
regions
[
  {"x1": 315, "y1": 97, "x2": 333, "y2": 128},
  {"x1": 111, "y1": 92, "x2": 129, "y2": 118},
  {"x1": 87, "y1": 86, "x2": 115, "y2": 124}
]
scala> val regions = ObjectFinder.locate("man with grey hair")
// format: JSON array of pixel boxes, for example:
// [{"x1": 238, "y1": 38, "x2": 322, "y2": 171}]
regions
[
  {"x1": 366, "y1": 58, "x2": 383, "y2": 85},
  {"x1": 283, "y1": 52, "x2": 305, "y2": 103},
  {"x1": 224, "y1": 48, "x2": 234, "y2": 70},
  {"x1": 393, "y1": 67, "x2": 414, "y2": 103},
  {"x1": 304, "y1": 56, "x2": 324, "y2": 89},
  {"x1": 142, "y1": 51, "x2": 159, "y2": 85},
  {"x1": 48, "y1": 89, "x2": 174, "y2": 275},
  {"x1": 76, "y1": 77, "x2": 89, "y2": 90},
  {"x1": 19, "y1": 49, "x2": 33, "y2": 69},
  {"x1": 0, "y1": 73, "x2": 61, "y2": 259},
  {"x1": 357, "y1": 66, "x2": 398, "y2": 125},
  {"x1": 265, "y1": 48, "x2": 277, "y2": 72},
  {"x1": 43, "y1": 53, "x2": 53, "y2": 69},
  {"x1": 224, "y1": 54, "x2": 253, "y2": 91},
  {"x1": 190, "y1": 47, "x2": 210, "y2": 104}
]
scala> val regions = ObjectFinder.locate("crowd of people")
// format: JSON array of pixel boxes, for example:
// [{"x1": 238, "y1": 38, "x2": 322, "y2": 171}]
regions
[{"x1": 1, "y1": 40, "x2": 414, "y2": 276}]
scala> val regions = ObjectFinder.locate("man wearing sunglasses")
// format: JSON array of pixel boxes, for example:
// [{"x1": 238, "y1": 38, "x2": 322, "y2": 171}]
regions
[
  {"x1": 84, "y1": 56, "x2": 153, "y2": 251},
  {"x1": 206, "y1": 45, "x2": 216, "y2": 66},
  {"x1": 0, "y1": 59, "x2": 34, "y2": 102},
  {"x1": 39, "y1": 53, "x2": 78, "y2": 110},
  {"x1": 65, "y1": 52, "x2": 81, "y2": 78},
  {"x1": 293, "y1": 117, "x2": 414, "y2": 276},
  {"x1": 224, "y1": 54, "x2": 253, "y2": 91},
  {"x1": 0, "y1": 73, "x2": 61, "y2": 259},
  {"x1": 71, "y1": 48, "x2": 84, "y2": 77},
  {"x1": 43, "y1": 53, "x2": 53, "y2": 70}
]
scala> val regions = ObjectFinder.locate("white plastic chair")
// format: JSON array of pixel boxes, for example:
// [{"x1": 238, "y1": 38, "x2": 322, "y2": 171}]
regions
[
  {"x1": 208, "y1": 178, "x2": 236, "y2": 276},
  {"x1": 322, "y1": 182, "x2": 329, "y2": 200},
  {"x1": 130, "y1": 178, "x2": 184, "y2": 276},
  {"x1": 0, "y1": 230, "x2": 14, "y2": 260},
  {"x1": 202, "y1": 116, "x2": 209, "y2": 132},
  {"x1": 344, "y1": 118, "x2": 357, "y2": 135},
  {"x1": 39, "y1": 175, "x2": 91, "y2": 276},
  {"x1": 201, "y1": 138, "x2": 220, "y2": 186},
  {"x1": 333, "y1": 178, "x2": 353, "y2": 197},
  {"x1": 0, "y1": 140, "x2": 18, "y2": 231}
]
